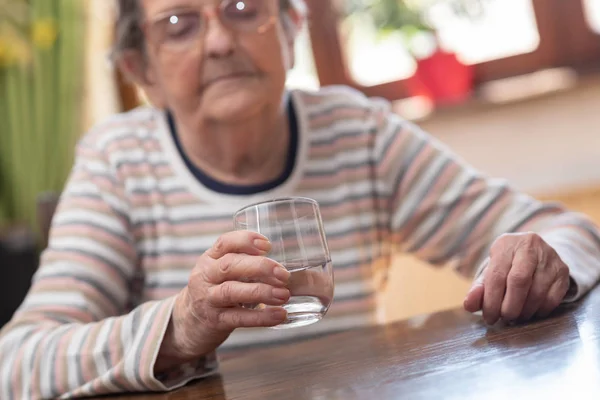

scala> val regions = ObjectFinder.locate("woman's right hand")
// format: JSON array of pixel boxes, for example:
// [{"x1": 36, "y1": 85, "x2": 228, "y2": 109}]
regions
[{"x1": 155, "y1": 231, "x2": 291, "y2": 370}]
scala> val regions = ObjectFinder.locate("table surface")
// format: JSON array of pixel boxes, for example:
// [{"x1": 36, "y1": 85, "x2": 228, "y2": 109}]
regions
[{"x1": 105, "y1": 287, "x2": 600, "y2": 400}]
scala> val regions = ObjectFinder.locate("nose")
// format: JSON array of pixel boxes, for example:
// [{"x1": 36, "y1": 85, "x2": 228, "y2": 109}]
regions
[{"x1": 203, "y1": 13, "x2": 235, "y2": 58}]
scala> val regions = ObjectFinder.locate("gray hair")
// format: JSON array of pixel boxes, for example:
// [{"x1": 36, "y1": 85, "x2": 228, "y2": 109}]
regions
[{"x1": 113, "y1": 0, "x2": 307, "y2": 59}]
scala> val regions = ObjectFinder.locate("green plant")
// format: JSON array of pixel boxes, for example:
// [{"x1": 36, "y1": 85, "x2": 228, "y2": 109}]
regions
[
  {"x1": 0, "y1": 0, "x2": 85, "y2": 234},
  {"x1": 343, "y1": 0, "x2": 432, "y2": 42},
  {"x1": 342, "y1": 0, "x2": 492, "y2": 43}
]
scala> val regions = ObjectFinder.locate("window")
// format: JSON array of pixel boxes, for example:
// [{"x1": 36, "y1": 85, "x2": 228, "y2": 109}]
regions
[
  {"x1": 339, "y1": 8, "x2": 416, "y2": 86},
  {"x1": 334, "y1": 0, "x2": 541, "y2": 89},
  {"x1": 583, "y1": 0, "x2": 600, "y2": 34},
  {"x1": 425, "y1": 0, "x2": 540, "y2": 64},
  {"x1": 286, "y1": 27, "x2": 320, "y2": 90}
]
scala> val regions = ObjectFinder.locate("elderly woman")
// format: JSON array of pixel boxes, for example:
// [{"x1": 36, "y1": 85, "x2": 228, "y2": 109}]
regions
[{"x1": 1, "y1": 0, "x2": 600, "y2": 398}]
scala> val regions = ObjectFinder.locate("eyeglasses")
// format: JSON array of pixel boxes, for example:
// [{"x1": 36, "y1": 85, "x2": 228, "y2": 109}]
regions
[{"x1": 144, "y1": 0, "x2": 277, "y2": 53}]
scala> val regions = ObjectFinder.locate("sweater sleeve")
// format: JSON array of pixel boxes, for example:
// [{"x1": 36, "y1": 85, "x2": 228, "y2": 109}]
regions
[
  {"x1": 0, "y1": 139, "x2": 217, "y2": 399},
  {"x1": 370, "y1": 99, "x2": 600, "y2": 301}
]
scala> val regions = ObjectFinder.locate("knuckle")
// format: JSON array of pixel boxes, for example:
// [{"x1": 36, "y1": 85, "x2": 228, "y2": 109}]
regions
[
  {"x1": 206, "y1": 286, "x2": 218, "y2": 306},
  {"x1": 508, "y1": 271, "x2": 532, "y2": 289},
  {"x1": 189, "y1": 266, "x2": 206, "y2": 285},
  {"x1": 490, "y1": 235, "x2": 509, "y2": 256},
  {"x1": 215, "y1": 309, "x2": 227, "y2": 326},
  {"x1": 259, "y1": 256, "x2": 276, "y2": 271},
  {"x1": 218, "y1": 254, "x2": 236, "y2": 275},
  {"x1": 213, "y1": 235, "x2": 226, "y2": 254},
  {"x1": 187, "y1": 291, "x2": 207, "y2": 319},
  {"x1": 522, "y1": 232, "x2": 541, "y2": 247},
  {"x1": 207, "y1": 308, "x2": 222, "y2": 328},
  {"x1": 250, "y1": 284, "x2": 263, "y2": 299},
  {"x1": 206, "y1": 285, "x2": 224, "y2": 308},
  {"x1": 220, "y1": 282, "x2": 235, "y2": 303},
  {"x1": 229, "y1": 312, "x2": 243, "y2": 328},
  {"x1": 520, "y1": 234, "x2": 542, "y2": 259},
  {"x1": 488, "y1": 268, "x2": 507, "y2": 285},
  {"x1": 492, "y1": 231, "x2": 518, "y2": 243}
]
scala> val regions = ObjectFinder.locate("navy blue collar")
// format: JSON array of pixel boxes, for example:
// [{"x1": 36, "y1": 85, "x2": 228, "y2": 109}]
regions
[{"x1": 167, "y1": 98, "x2": 298, "y2": 196}]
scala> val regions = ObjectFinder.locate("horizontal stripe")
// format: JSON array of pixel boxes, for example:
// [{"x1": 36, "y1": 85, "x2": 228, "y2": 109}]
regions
[{"x1": 1, "y1": 85, "x2": 598, "y2": 400}]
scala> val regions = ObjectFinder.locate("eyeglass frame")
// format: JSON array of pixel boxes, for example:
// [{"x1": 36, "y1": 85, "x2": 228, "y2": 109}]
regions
[{"x1": 141, "y1": 0, "x2": 279, "y2": 54}]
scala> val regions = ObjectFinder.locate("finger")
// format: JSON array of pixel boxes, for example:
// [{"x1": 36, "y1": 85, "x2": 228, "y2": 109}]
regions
[
  {"x1": 205, "y1": 231, "x2": 272, "y2": 259},
  {"x1": 536, "y1": 270, "x2": 570, "y2": 318},
  {"x1": 209, "y1": 281, "x2": 291, "y2": 308},
  {"x1": 208, "y1": 254, "x2": 290, "y2": 286},
  {"x1": 500, "y1": 247, "x2": 537, "y2": 321},
  {"x1": 482, "y1": 244, "x2": 514, "y2": 325},
  {"x1": 464, "y1": 282, "x2": 484, "y2": 313},
  {"x1": 518, "y1": 266, "x2": 556, "y2": 321},
  {"x1": 217, "y1": 307, "x2": 288, "y2": 329}
]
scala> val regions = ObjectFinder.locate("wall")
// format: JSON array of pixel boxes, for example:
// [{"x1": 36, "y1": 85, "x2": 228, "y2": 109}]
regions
[{"x1": 83, "y1": 0, "x2": 121, "y2": 132}]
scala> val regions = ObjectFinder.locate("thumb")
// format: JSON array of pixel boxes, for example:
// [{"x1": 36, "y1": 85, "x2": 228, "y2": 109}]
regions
[{"x1": 463, "y1": 278, "x2": 484, "y2": 313}]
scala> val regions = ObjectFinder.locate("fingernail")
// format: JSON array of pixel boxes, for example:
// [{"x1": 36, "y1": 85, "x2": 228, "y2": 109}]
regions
[
  {"x1": 272, "y1": 288, "x2": 290, "y2": 301},
  {"x1": 253, "y1": 239, "x2": 271, "y2": 253},
  {"x1": 273, "y1": 266, "x2": 291, "y2": 282},
  {"x1": 270, "y1": 308, "x2": 287, "y2": 320}
]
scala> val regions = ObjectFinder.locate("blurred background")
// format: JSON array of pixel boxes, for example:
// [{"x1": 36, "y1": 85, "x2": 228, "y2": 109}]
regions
[{"x1": 1, "y1": 0, "x2": 600, "y2": 326}]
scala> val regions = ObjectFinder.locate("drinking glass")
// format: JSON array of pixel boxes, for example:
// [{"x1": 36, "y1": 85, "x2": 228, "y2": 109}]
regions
[{"x1": 233, "y1": 197, "x2": 334, "y2": 329}]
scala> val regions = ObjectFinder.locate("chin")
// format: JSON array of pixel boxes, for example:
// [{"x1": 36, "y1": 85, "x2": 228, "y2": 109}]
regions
[
  {"x1": 202, "y1": 82, "x2": 270, "y2": 123},
  {"x1": 210, "y1": 95, "x2": 266, "y2": 122}
]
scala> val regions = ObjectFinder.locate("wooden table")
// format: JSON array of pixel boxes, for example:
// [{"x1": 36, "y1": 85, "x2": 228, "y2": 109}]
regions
[{"x1": 108, "y1": 287, "x2": 600, "y2": 400}]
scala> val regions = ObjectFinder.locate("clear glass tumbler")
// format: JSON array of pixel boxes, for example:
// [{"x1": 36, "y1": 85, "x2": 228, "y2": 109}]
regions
[{"x1": 233, "y1": 197, "x2": 334, "y2": 329}]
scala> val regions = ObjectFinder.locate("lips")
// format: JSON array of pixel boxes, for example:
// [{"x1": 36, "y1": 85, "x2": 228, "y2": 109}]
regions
[{"x1": 203, "y1": 72, "x2": 254, "y2": 88}]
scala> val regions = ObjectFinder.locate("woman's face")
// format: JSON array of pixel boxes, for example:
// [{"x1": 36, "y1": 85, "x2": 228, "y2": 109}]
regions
[{"x1": 140, "y1": 0, "x2": 293, "y2": 125}]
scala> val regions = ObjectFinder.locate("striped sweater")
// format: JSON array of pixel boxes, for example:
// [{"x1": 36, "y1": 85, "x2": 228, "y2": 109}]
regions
[{"x1": 1, "y1": 86, "x2": 600, "y2": 399}]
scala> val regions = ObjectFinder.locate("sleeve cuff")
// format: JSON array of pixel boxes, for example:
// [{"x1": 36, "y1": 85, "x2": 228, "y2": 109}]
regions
[
  {"x1": 541, "y1": 233, "x2": 594, "y2": 303},
  {"x1": 562, "y1": 277, "x2": 579, "y2": 303},
  {"x1": 141, "y1": 296, "x2": 219, "y2": 392},
  {"x1": 154, "y1": 355, "x2": 219, "y2": 390}
]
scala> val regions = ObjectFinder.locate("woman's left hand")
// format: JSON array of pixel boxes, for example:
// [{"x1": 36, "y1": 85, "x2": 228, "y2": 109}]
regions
[{"x1": 464, "y1": 232, "x2": 572, "y2": 324}]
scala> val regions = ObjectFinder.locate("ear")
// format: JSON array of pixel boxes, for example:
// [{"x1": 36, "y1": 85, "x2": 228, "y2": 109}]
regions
[
  {"x1": 117, "y1": 49, "x2": 150, "y2": 85},
  {"x1": 116, "y1": 49, "x2": 167, "y2": 109}
]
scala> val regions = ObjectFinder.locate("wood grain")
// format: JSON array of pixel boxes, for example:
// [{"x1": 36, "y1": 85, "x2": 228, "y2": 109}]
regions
[{"x1": 101, "y1": 286, "x2": 600, "y2": 400}]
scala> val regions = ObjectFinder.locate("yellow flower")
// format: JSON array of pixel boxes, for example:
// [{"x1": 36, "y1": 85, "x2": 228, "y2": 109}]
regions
[{"x1": 32, "y1": 19, "x2": 58, "y2": 50}]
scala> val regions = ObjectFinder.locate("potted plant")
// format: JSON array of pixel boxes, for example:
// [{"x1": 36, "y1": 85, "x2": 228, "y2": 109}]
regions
[
  {"x1": 0, "y1": 0, "x2": 85, "y2": 327},
  {"x1": 342, "y1": 0, "x2": 475, "y2": 106}
]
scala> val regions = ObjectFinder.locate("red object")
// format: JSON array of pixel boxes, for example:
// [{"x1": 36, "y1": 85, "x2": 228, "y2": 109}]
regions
[{"x1": 406, "y1": 50, "x2": 474, "y2": 105}]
